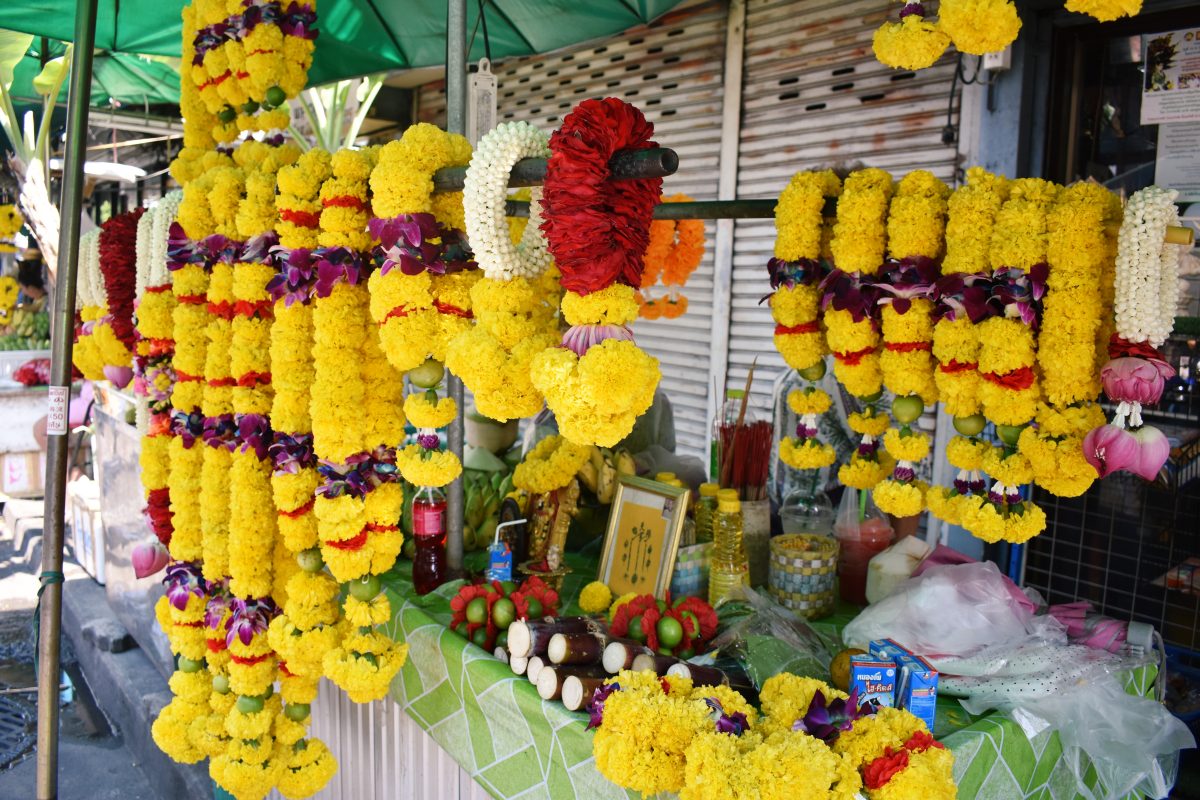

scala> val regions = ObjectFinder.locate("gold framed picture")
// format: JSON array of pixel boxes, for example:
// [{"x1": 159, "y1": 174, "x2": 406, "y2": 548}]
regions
[{"x1": 597, "y1": 475, "x2": 690, "y2": 599}]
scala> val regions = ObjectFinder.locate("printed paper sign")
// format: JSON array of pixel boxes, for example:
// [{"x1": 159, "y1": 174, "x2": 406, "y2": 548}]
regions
[
  {"x1": 47, "y1": 385, "x2": 69, "y2": 436},
  {"x1": 1142, "y1": 28, "x2": 1200, "y2": 124}
]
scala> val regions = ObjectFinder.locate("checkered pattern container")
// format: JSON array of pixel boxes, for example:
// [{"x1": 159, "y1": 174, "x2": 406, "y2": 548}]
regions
[
  {"x1": 768, "y1": 534, "x2": 838, "y2": 618},
  {"x1": 670, "y1": 542, "x2": 711, "y2": 598}
]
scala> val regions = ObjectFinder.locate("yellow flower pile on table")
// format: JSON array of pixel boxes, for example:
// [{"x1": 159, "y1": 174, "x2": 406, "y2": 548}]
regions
[{"x1": 590, "y1": 670, "x2": 953, "y2": 800}]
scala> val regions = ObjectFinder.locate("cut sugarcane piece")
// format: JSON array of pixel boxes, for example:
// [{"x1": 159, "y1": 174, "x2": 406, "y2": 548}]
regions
[
  {"x1": 603, "y1": 638, "x2": 653, "y2": 674},
  {"x1": 562, "y1": 674, "x2": 608, "y2": 712},
  {"x1": 548, "y1": 632, "x2": 608, "y2": 666},
  {"x1": 526, "y1": 655, "x2": 546, "y2": 684},
  {"x1": 630, "y1": 653, "x2": 679, "y2": 675},
  {"x1": 666, "y1": 662, "x2": 728, "y2": 686},
  {"x1": 510, "y1": 655, "x2": 529, "y2": 676},
  {"x1": 507, "y1": 617, "x2": 595, "y2": 659},
  {"x1": 536, "y1": 665, "x2": 608, "y2": 702},
  {"x1": 493, "y1": 646, "x2": 509, "y2": 664}
]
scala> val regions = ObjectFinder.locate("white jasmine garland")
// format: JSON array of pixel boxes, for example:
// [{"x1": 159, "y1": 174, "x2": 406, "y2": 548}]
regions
[
  {"x1": 148, "y1": 190, "x2": 183, "y2": 288},
  {"x1": 463, "y1": 121, "x2": 553, "y2": 280},
  {"x1": 135, "y1": 204, "x2": 155, "y2": 300},
  {"x1": 76, "y1": 230, "x2": 103, "y2": 310},
  {"x1": 1114, "y1": 186, "x2": 1181, "y2": 347}
]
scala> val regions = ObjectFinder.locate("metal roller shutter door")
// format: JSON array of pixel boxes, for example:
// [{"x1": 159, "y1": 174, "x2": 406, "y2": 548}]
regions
[
  {"x1": 418, "y1": 1, "x2": 728, "y2": 458},
  {"x1": 728, "y1": 0, "x2": 960, "y2": 412}
]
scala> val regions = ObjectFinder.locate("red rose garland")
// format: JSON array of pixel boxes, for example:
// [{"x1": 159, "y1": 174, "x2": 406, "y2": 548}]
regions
[
  {"x1": 100, "y1": 207, "x2": 147, "y2": 350},
  {"x1": 540, "y1": 97, "x2": 662, "y2": 293},
  {"x1": 531, "y1": 98, "x2": 664, "y2": 446}
]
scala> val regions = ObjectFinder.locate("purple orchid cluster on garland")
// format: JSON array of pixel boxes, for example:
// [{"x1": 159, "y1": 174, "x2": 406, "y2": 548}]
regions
[
  {"x1": 368, "y1": 214, "x2": 477, "y2": 277},
  {"x1": 315, "y1": 446, "x2": 400, "y2": 499},
  {"x1": 791, "y1": 687, "x2": 879, "y2": 744},
  {"x1": 164, "y1": 561, "x2": 208, "y2": 611},
  {"x1": 933, "y1": 263, "x2": 1049, "y2": 328},
  {"x1": 225, "y1": 596, "x2": 279, "y2": 647}
]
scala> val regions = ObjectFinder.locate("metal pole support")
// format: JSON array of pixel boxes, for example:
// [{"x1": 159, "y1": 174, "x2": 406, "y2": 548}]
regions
[
  {"x1": 444, "y1": 0, "x2": 468, "y2": 579},
  {"x1": 431, "y1": 147, "x2": 679, "y2": 192},
  {"x1": 37, "y1": 0, "x2": 98, "y2": 797}
]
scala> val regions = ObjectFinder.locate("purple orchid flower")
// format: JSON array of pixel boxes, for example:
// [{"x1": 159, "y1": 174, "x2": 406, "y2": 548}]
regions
[
  {"x1": 316, "y1": 459, "x2": 371, "y2": 499},
  {"x1": 204, "y1": 584, "x2": 233, "y2": 630},
  {"x1": 933, "y1": 273, "x2": 992, "y2": 323},
  {"x1": 237, "y1": 414, "x2": 273, "y2": 461},
  {"x1": 172, "y1": 410, "x2": 207, "y2": 447},
  {"x1": 876, "y1": 256, "x2": 939, "y2": 314},
  {"x1": 819, "y1": 269, "x2": 880, "y2": 324},
  {"x1": 226, "y1": 597, "x2": 278, "y2": 647},
  {"x1": 202, "y1": 413, "x2": 238, "y2": 451},
  {"x1": 266, "y1": 246, "x2": 318, "y2": 306},
  {"x1": 371, "y1": 213, "x2": 451, "y2": 277},
  {"x1": 705, "y1": 698, "x2": 750, "y2": 735},
  {"x1": 203, "y1": 234, "x2": 242, "y2": 266},
  {"x1": 281, "y1": 2, "x2": 319, "y2": 39},
  {"x1": 163, "y1": 561, "x2": 207, "y2": 611},
  {"x1": 312, "y1": 247, "x2": 366, "y2": 298},
  {"x1": 242, "y1": 231, "x2": 279, "y2": 264},
  {"x1": 167, "y1": 223, "x2": 204, "y2": 272},
  {"x1": 792, "y1": 687, "x2": 877, "y2": 744},
  {"x1": 269, "y1": 432, "x2": 316, "y2": 475},
  {"x1": 765, "y1": 256, "x2": 825, "y2": 293},
  {"x1": 585, "y1": 683, "x2": 620, "y2": 730}
]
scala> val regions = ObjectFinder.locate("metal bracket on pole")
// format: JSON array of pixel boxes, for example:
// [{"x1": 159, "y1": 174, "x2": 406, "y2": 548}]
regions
[{"x1": 37, "y1": 0, "x2": 98, "y2": 797}]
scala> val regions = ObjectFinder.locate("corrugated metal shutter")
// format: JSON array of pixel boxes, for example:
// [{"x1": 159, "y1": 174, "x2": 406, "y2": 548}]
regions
[
  {"x1": 418, "y1": 1, "x2": 728, "y2": 458},
  {"x1": 728, "y1": 0, "x2": 960, "y2": 412}
]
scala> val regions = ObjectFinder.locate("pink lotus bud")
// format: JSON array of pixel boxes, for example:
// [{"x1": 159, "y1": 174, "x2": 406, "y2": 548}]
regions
[
  {"x1": 1129, "y1": 425, "x2": 1171, "y2": 482},
  {"x1": 560, "y1": 324, "x2": 634, "y2": 357},
  {"x1": 103, "y1": 365, "x2": 134, "y2": 389},
  {"x1": 1101, "y1": 357, "x2": 1173, "y2": 406},
  {"x1": 1083, "y1": 424, "x2": 1140, "y2": 479},
  {"x1": 132, "y1": 541, "x2": 169, "y2": 579}
]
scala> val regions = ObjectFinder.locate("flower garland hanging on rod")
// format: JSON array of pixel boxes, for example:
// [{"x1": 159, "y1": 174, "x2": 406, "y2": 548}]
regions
[
  {"x1": 637, "y1": 193, "x2": 706, "y2": 320},
  {"x1": 534, "y1": 97, "x2": 663, "y2": 447}
]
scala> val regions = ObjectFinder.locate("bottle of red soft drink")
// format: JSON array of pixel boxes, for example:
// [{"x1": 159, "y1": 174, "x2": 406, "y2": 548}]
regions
[{"x1": 412, "y1": 485, "x2": 447, "y2": 595}]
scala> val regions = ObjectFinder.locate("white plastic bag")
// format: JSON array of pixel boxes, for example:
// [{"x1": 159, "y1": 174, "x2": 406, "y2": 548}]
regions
[{"x1": 842, "y1": 560, "x2": 1058, "y2": 655}]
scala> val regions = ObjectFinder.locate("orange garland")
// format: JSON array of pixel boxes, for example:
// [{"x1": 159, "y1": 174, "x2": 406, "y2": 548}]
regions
[{"x1": 638, "y1": 194, "x2": 705, "y2": 319}]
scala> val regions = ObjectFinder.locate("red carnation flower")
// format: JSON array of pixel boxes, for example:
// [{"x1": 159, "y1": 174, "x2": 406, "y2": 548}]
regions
[
  {"x1": 144, "y1": 487, "x2": 173, "y2": 545},
  {"x1": 98, "y1": 207, "x2": 146, "y2": 351},
  {"x1": 540, "y1": 98, "x2": 662, "y2": 295},
  {"x1": 863, "y1": 748, "x2": 910, "y2": 790},
  {"x1": 903, "y1": 730, "x2": 943, "y2": 753}
]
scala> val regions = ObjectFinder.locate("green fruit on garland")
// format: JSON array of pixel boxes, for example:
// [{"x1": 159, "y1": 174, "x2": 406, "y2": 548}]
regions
[
  {"x1": 265, "y1": 86, "x2": 287, "y2": 108},
  {"x1": 678, "y1": 648, "x2": 694, "y2": 660},
  {"x1": 859, "y1": 390, "x2": 883, "y2": 404},
  {"x1": 525, "y1": 598, "x2": 543, "y2": 619},
  {"x1": 236, "y1": 695, "x2": 265, "y2": 714},
  {"x1": 284, "y1": 703, "x2": 311, "y2": 722},
  {"x1": 656, "y1": 599, "x2": 668, "y2": 613},
  {"x1": 178, "y1": 656, "x2": 204, "y2": 673},
  {"x1": 471, "y1": 627, "x2": 490, "y2": 649},
  {"x1": 408, "y1": 358, "x2": 445, "y2": 389},
  {"x1": 891, "y1": 395, "x2": 925, "y2": 425},
  {"x1": 466, "y1": 597, "x2": 489, "y2": 625},
  {"x1": 496, "y1": 630, "x2": 508, "y2": 649},
  {"x1": 212, "y1": 674, "x2": 230, "y2": 694},
  {"x1": 996, "y1": 424, "x2": 1024, "y2": 447},
  {"x1": 217, "y1": 106, "x2": 237, "y2": 123},
  {"x1": 499, "y1": 580, "x2": 518, "y2": 596},
  {"x1": 953, "y1": 414, "x2": 986, "y2": 437},
  {"x1": 491, "y1": 597, "x2": 516, "y2": 629},
  {"x1": 628, "y1": 614, "x2": 646, "y2": 642},
  {"x1": 679, "y1": 610, "x2": 699, "y2": 638},
  {"x1": 242, "y1": 100, "x2": 260, "y2": 114},
  {"x1": 297, "y1": 548, "x2": 324, "y2": 573},
  {"x1": 349, "y1": 574, "x2": 382, "y2": 602},
  {"x1": 656, "y1": 616, "x2": 683, "y2": 649},
  {"x1": 798, "y1": 360, "x2": 827, "y2": 381},
  {"x1": 260, "y1": 685, "x2": 274, "y2": 700}
]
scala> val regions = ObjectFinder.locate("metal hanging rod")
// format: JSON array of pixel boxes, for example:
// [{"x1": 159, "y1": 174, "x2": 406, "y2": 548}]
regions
[
  {"x1": 431, "y1": 147, "x2": 679, "y2": 192},
  {"x1": 502, "y1": 197, "x2": 829, "y2": 220}
]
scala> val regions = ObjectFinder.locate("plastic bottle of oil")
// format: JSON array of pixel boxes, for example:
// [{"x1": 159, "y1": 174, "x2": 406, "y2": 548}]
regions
[
  {"x1": 694, "y1": 483, "x2": 719, "y2": 544},
  {"x1": 708, "y1": 489, "x2": 748, "y2": 606}
]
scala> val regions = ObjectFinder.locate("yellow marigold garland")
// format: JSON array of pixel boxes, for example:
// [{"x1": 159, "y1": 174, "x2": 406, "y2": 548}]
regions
[
  {"x1": 872, "y1": 7, "x2": 949, "y2": 71},
  {"x1": 937, "y1": 0, "x2": 1022, "y2": 56},
  {"x1": 512, "y1": 435, "x2": 592, "y2": 494}
]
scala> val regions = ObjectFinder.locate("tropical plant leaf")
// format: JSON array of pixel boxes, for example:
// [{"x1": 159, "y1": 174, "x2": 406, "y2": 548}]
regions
[
  {"x1": 0, "y1": 30, "x2": 34, "y2": 85},
  {"x1": 32, "y1": 54, "x2": 68, "y2": 95}
]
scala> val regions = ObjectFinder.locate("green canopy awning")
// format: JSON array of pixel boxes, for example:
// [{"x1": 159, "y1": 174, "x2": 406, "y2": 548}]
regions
[
  {"x1": 8, "y1": 40, "x2": 179, "y2": 107},
  {"x1": 0, "y1": 1, "x2": 688, "y2": 86}
]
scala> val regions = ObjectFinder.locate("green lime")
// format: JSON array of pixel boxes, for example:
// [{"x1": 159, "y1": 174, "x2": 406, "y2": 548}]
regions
[
  {"x1": 798, "y1": 360, "x2": 827, "y2": 381},
  {"x1": 212, "y1": 674, "x2": 230, "y2": 694},
  {"x1": 679, "y1": 610, "x2": 699, "y2": 637},
  {"x1": 492, "y1": 597, "x2": 516, "y2": 629},
  {"x1": 408, "y1": 358, "x2": 445, "y2": 389},
  {"x1": 496, "y1": 630, "x2": 508, "y2": 649},
  {"x1": 953, "y1": 414, "x2": 986, "y2": 437},
  {"x1": 265, "y1": 86, "x2": 287, "y2": 108},
  {"x1": 628, "y1": 614, "x2": 646, "y2": 642},
  {"x1": 499, "y1": 580, "x2": 518, "y2": 596},
  {"x1": 466, "y1": 597, "x2": 489, "y2": 625},
  {"x1": 178, "y1": 656, "x2": 204, "y2": 673},
  {"x1": 236, "y1": 695, "x2": 264, "y2": 714},
  {"x1": 349, "y1": 574, "x2": 381, "y2": 602},
  {"x1": 217, "y1": 106, "x2": 237, "y2": 124},
  {"x1": 859, "y1": 390, "x2": 883, "y2": 404},
  {"x1": 284, "y1": 703, "x2": 311, "y2": 722},
  {"x1": 891, "y1": 395, "x2": 925, "y2": 424},
  {"x1": 525, "y1": 598, "x2": 543, "y2": 619},
  {"x1": 656, "y1": 616, "x2": 684, "y2": 649},
  {"x1": 296, "y1": 548, "x2": 324, "y2": 573},
  {"x1": 996, "y1": 424, "x2": 1025, "y2": 447},
  {"x1": 241, "y1": 100, "x2": 260, "y2": 114},
  {"x1": 471, "y1": 627, "x2": 490, "y2": 649}
]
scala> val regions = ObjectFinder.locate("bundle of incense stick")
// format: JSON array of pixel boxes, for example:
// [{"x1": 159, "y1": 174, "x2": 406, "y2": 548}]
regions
[{"x1": 718, "y1": 360, "x2": 772, "y2": 501}]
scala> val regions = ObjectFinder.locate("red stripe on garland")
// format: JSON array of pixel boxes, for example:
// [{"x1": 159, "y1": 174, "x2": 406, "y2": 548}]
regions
[
  {"x1": 236, "y1": 371, "x2": 272, "y2": 387},
  {"x1": 774, "y1": 321, "x2": 820, "y2": 336},
  {"x1": 834, "y1": 346, "x2": 876, "y2": 366},
  {"x1": 176, "y1": 620, "x2": 204, "y2": 628},
  {"x1": 365, "y1": 523, "x2": 400, "y2": 534},
  {"x1": 207, "y1": 377, "x2": 236, "y2": 387},
  {"x1": 206, "y1": 638, "x2": 227, "y2": 653},
  {"x1": 229, "y1": 652, "x2": 272, "y2": 666},
  {"x1": 884, "y1": 341, "x2": 932, "y2": 353},
  {"x1": 177, "y1": 293, "x2": 206, "y2": 305},
  {"x1": 207, "y1": 301, "x2": 236, "y2": 319},
  {"x1": 279, "y1": 209, "x2": 320, "y2": 228},
  {"x1": 981, "y1": 366, "x2": 1035, "y2": 390},
  {"x1": 279, "y1": 498, "x2": 315, "y2": 519},
  {"x1": 433, "y1": 300, "x2": 473, "y2": 319},
  {"x1": 323, "y1": 195, "x2": 368, "y2": 211},
  {"x1": 324, "y1": 529, "x2": 369, "y2": 551},
  {"x1": 381, "y1": 305, "x2": 412, "y2": 324},
  {"x1": 146, "y1": 285, "x2": 172, "y2": 294},
  {"x1": 234, "y1": 299, "x2": 274, "y2": 318},
  {"x1": 175, "y1": 370, "x2": 202, "y2": 382},
  {"x1": 938, "y1": 360, "x2": 977, "y2": 374},
  {"x1": 278, "y1": 661, "x2": 295, "y2": 678}
]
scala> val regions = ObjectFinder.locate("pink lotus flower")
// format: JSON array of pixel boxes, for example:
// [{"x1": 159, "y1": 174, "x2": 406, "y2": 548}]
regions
[
  {"x1": 103, "y1": 364, "x2": 134, "y2": 388},
  {"x1": 1101, "y1": 357, "x2": 1174, "y2": 406},
  {"x1": 1083, "y1": 424, "x2": 1140, "y2": 478},
  {"x1": 1129, "y1": 425, "x2": 1171, "y2": 482},
  {"x1": 131, "y1": 540, "x2": 169, "y2": 578}
]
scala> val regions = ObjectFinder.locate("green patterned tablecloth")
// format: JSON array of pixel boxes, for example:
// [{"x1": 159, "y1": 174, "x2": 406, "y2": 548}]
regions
[{"x1": 380, "y1": 555, "x2": 1157, "y2": 800}]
